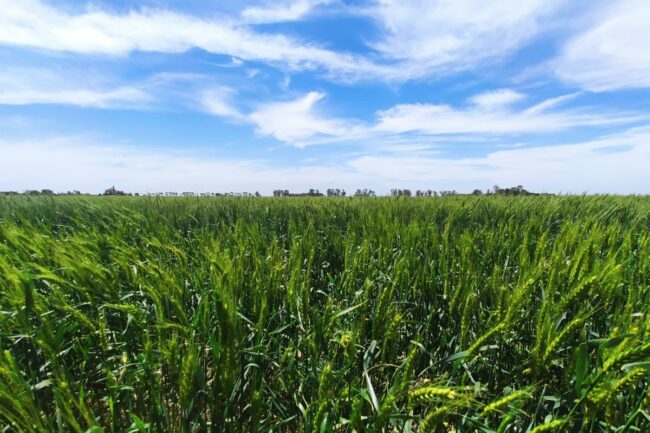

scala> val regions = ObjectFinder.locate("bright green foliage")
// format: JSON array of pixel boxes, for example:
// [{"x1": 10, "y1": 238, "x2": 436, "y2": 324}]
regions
[{"x1": 0, "y1": 195, "x2": 649, "y2": 432}]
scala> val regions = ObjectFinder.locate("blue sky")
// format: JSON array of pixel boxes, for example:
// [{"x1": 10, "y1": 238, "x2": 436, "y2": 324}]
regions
[{"x1": 1, "y1": 0, "x2": 649, "y2": 194}]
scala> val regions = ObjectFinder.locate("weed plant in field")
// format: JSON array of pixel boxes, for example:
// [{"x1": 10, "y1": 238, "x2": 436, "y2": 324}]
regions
[{"x1": 0, "y1": 195, "x2": 648, "y2": 432}]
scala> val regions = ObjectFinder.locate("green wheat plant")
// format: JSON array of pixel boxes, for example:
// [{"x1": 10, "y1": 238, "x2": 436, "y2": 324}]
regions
[{"x1": 0, "y1": 195, "x2": 648, "y2": 432}]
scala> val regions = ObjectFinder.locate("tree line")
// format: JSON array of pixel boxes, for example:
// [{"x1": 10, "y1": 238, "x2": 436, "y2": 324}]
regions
[{"x1": 1, "y1": 185, "x2": 541, "y2": 197}]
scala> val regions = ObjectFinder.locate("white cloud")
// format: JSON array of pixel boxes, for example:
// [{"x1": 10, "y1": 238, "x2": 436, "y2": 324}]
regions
[
  {"x1": 247, "y1": 92, "x2": 352, "y2": 146},
  {"x1": 0, "y1": 68, "x2": 242, "y2": 113},
  {"x1": 0, "y1": 0, "x2": 384, "y2": 81},
  {"x1": 0, "y1": 136, "x2": 365, "y2": 194},
  {"x1": 6, "y1": 0, "x2": 647, "y2": 89},
  {"x1": 0, "y1": 86, "x2": 149, "y2": 108},
  {"x1": 374, "y1": 92, "x2": 642, "y2": 135},
  {"x1": 470, "y1": 89, "x2": 525, "y2": 109},
  {"x1": 0, "y1": 68, "x2": 151, "y2": 108},
  {"x1": 198, "y1": 86, "x2": 645, "y2": 147},
  {"x1": 198, "y1": 88, "x2": 644, "y2": 147},
  {"x1": 241, "y1": 0, "x2": 330, "y2": 24},
  {"x1": 0, "y1": 0, "x2": 577, "y2": 83},
  {"x1": 348, "y1": 127, "x2": 650, "y2": 193},
  {"x1": 199, "y1": 87, "x2": 243, "y2": 120},
  {"x1": 2, "y1": 127, "x2": 648, "y2": 194},
  {"x1": 554, "y1": 0, "x2": 650, "y2": 91},
  {"x1": 0, "y1": 70, "x2": 350, "y2": 145},
  {"x1": 4, "y1": 68, "x2": 641, "y2": 148},
  {"x1": 369, "y1": 0, "x2": 562, "y2": 78},
  {"x1": 522, "y1": 93, "x2": 580, "y2": 115}
]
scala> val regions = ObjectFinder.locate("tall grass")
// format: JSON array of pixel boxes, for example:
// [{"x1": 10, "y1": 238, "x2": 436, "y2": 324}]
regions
[{"x1": 0, "y1": 195, "x2": 648, "y2": 432}]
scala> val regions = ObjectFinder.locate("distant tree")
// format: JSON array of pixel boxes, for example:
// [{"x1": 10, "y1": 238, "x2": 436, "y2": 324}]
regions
[
  {"x1": 273, "y1": 189, "x2": 292, "y2": 197},
  {"x1": 391, "y1": 189, "x2": 411, "y2": 197},
  {"x1": 472, "y1": 189, "x2": 483, "y2": 195},
  {"x1": 306, "y1": 189, "x2": 323, "y2": 196},
  {"x1": 492, "y1": 185, "x2": 535, "y2": 196},
  {"x1": 327, "y1": 188, "x2": 345, "y2": 197},
  {"x1": 354, "y1": 189, "x2": 375, "y2": 197},
  {"x1": 103, "y1": 186, "x2": 126, "y2": 196}
]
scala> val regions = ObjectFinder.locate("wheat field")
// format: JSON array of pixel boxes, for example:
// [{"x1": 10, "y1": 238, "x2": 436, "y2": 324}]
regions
[{"x1": 0, "y1": 196, "x2": 648, "y2": 432}]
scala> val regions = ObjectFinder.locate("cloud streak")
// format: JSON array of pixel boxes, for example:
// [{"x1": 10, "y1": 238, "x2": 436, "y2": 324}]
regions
[
  {"x1": 247, "y1": 92, "x2": 354, "y2": 146},
  {"x1": 374, "y1": 94, "x2": 641, "y2": 136},
  {"x1": 0, "y1": 0, "x2": 387, "y2": 81},
  {"x1": 0, "y1": 136, "x2": 364, "y2": 194},
  {"x1": 241, "y1": 0, "x2": 331, "y2": 24},
  {"x1": 0, "y1": 67, "x2": 152, "y2": 108},
  {"x1": 0, "y1": 0, "x2": 586, "y2": 83},
  {"x1": 206, "y1": 89, "x2": 644, "y2": 146},
  {"x1": 349, "y1": 126, "x2": 650, "y2": 193},
  {"x1": 2, "y1": 0, "x2": 648, "y2": 88},
  {"x1": 368, "y1": 0, "x2": 564, "y2": 78},
  {"x1": 2, "y1": 127, "x2": 648, "y2": 194},
  {"x1": 2, "y1": 67, "x2": 644, "y2": 149},
  {"x1": 554, "y1": 0, "x2": 650, "y2": 91}
]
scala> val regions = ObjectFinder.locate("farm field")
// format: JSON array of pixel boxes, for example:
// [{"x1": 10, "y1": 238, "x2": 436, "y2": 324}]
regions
[{"x1": 0, "y1": 196, "x2": 649, "y2": 432}]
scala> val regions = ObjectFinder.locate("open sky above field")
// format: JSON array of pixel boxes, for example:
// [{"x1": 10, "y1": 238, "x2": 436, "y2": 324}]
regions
[{"x1": 1, "y1": 0, "x2": 650, "y2": 194}]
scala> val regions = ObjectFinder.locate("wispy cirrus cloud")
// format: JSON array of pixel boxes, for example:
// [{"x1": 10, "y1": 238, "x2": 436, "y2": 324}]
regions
[
  {"x1": 3, "y1": 0, "x2": 648, "y2": 87},
  {"x1": 0, "y1": 68, "x2": 218, "y2": 110},
  {"x1": 219, "y1": 88, "x2": 643, "y2": 146},
  {"x1": 374, "y1": 90, "x2": 642, "y2": 136},
  {"x1": 247, "y1": 92, "x2": 352, "y2": 146},
  {"x1": 554, "y1": 0, "x2": 650, "y2": 91},
  {"x1": 0, "y1": 67, "x2": 151, "y2": 108},
  {"x1": 0, "y1": 0, "x2": 578, "y2": 83},
  {"x1": 0, "y1": 64, "x2": 263, "y2": 119},
  {"x1": 469, "y1": 89, "x2": 526, "y2": 109},
  {"x1": 367, "y1": 0, "x2": 564, "y2": 79},
  {"x1": 241, "y1": 0, "x2": 332, "y2": 24},
  {"x1": 198, "y1": 87, "x2": 244, "y2": 120},
  {"x1": 0, "y1": 0, "x2": 386, "y2": 81},
  {"x1": 2, "y1": 65, "x2": 644, "y2": 149}
]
